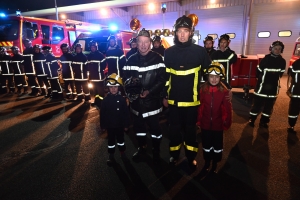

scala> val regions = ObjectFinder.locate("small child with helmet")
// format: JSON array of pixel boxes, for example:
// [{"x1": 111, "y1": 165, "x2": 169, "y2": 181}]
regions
[
  {"x1": 100, "y1": 73, "x2": 130, "y2": 165},
  {"x1": 197, "y1": 62, "x2": 232, "y2": 174}
]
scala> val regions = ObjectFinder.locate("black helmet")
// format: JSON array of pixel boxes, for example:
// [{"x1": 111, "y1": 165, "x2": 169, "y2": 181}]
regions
[
  {"x1": 203, "y1": 36, "x2": 214, "y2": 45},
  {"x1": 269, "y1": 40, "x2": 284, "y2": 53},
  {"x1": 174, "y1": 15, "x2": 193, "y2": 31},
  {"x1": 152, "y1": 35, "x2": 161, "y2": 43},
  {"x1": 75, "y1": 43, "x2": 82, "y2": 48},
  {"x1": 60, "y1": 43, "x2": 69, "y2": 50},
  {"x1": 129, "y1": 37, "x2": 137, "y2": 44},
  {"x1": 89, "y1": 40, "x2": 98, "y2": 49},
  {"x1": 0, "y1": 46, "x2": 7, "y2": 53},
  {"x1": 33, "y1": 44, "x2": 42, "y2": 49},
  {"x1": 218, "y1": 34, "x2": 230, "y2": 47},
  {"x1": 137, "y1": 28, "x2": 151, "y2": 38},
  {"x1": 10, "y1": 46, "x2": 20, "y2": 51},
  {"x1": 124, "y1": 77, "x2": 143, "y2": 102},
  {"x1": 107, "y1": 35, "x2": 116, "y2": 41}
]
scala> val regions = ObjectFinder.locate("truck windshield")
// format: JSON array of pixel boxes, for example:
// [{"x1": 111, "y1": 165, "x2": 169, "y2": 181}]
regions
[{"x1": 0, "y1": 19, "x2": 20, "y2": 41}]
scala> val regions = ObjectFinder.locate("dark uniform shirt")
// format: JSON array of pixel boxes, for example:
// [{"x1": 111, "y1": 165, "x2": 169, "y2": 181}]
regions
[
  {"x1": 151, "y1": 46, "x2": 165, "y2": 57},
  {"x1": 59, "y1": 52, "x2": 74, "y2": 80},
  {"x1": 106, "y1": 45, "x2": 126, "y2": 76},
  {"x1": 33, "y1": 52, "x2": 47, "y2": 76},
  {"x1": 288, "y1": 58, "x2": 300, "y2": 98},
  {"x1": 126, "y1": 48, "x2": 137, "y2": 60},
  {"x1": 206, "y1": 48, "x2": 216, "y2": 59},
  {"x1": 0, "y1": 54, "x2": 13, "y2": 75},
  {"x1": 23, "y1": 47, "x2": 35, "y2": 75},
  {"x1": 11, "y1": 54, "x2": 25, "y2": 76},
  {"x1": 45, "y1": 53, "x2": 60, "y2": 79},
  {"x1": 87, "y1": 51, "x2": 106, "y2": 81},
  {"x1": 72, "y1": 52, "x2": 88, "y2": 81}
]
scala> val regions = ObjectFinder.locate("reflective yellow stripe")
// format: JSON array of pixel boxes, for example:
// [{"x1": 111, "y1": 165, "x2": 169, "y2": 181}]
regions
[
  {"x1": 95, "y1": 95, "x2": 103, "y2": 100},
  {"x1": 170, "y1": 144, "x2": 182, "y2": 151},
  {"x1": 165, "y1": 81, "x2": 169, "y2": 86},
  {"x1": 193, "y1": 70, "x2": 199, "y2": 102},
  {"x1": 166, "y1": 66, "x2": 200, "y2": 76},
  {"x1": 168, "y1": 100, "x2": 200, "y2": 107},
  {"x1": 167, "y1": 76, "x2": 172, "y2": 96},
  {"x1": 168, "y1": 100, "x2": 174, "y2": 105},
  {"x1": 184, "y1": 142, "x2": 198, "y2": 152}
]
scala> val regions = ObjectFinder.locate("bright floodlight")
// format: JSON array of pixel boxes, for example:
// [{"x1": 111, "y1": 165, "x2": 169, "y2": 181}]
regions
[
  {"x1": 148, "y1": 3, "x2": 155, "y2": 11},
  {"x1": 109, "y1": 24, "x2": 118, "y2": 31},
  {"x1": 100, "y1": 8, "x2": 108, "y2": 15},
  {"x1": 61, "y1": 14, "x2": 66, "y2": 19},
  {"x1": 211, "y1": 0, "x2": 216, "y2": 3},
  {"x1": 0, "y1": 13, "x2": 5, "y2": 17}
]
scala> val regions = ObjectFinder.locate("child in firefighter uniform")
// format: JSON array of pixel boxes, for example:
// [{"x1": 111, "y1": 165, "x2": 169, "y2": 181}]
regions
[
  {"x1": 0, "y1": 47, "x2": 14, "y2": 94},
  {"x1": 248, "y1": 41, "x2": 286, "y2": 128},
  {"x1": 100, "y1": 73, "x2": 130, "y2": 165},
  {"x1": 197, "y1": 62, "x2": 232, "y2": 173},
  {"x1": 287, "y1": 58, "x2": 300, "y2": 133}
]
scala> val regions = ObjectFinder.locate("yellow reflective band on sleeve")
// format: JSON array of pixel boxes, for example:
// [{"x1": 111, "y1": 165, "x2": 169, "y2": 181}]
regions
[
  {"x1": 166, "y1": 67, "x2": 200, "y2": 76},
  {"x1": 228, "y1": 53, "x2": 234, "y2": 60},
  {"x1": 165, "y1": 81, "x2": 169, "y2": 86},
  {"x1": 95, "y1": 95, "x2": 103, "y2": 100},
  {"x1": 178, "y1": 101, "x2": 200, "y2": 107},
  {"x1": 193, "y1": 69, "x2": 199, "y2": 102},
  {"x1": 184, "y1": 142, "x2": 198, "y2": 152},
  {"x1": 170, "y1": 144, "x2": 182, "y2": 151},
  {"x1": 168, "y1": 100, "x2": 174, "y2": 105}
]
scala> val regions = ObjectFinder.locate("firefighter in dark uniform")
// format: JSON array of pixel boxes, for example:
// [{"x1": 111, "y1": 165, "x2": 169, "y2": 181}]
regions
[
  {"x1": 43, "y1": 46, "x2": 63, "y2": 101},
  {"x1": 59, "y1": 43, "x2": 75, "y2": 99},
  {"x1": 87, "y1": 40, "x2": 106, "y2": 107},
  {"x1": 106, "y1": 35, "x2": 126, "y2": 76},
  {"x1": 23, "y1": 39, "x2": 40, "y2": 96},
  {"x1": 151, "y1": 36, "x2": 165, "y2": 57},
  {"x1": 0, "y1": 47, "x2": 14, "y2": 94},
  {"x1": 10, "y1": 46, "x2": 28, "y2": 96},
  {"x1": 163, "y1": 15, "x2": 211, "y2": 170},
  {"x1": 123, "y1": 28, "x2": 166, "y2": 163},
  {"x1": 287, "y1": 58, "x2": 300, "y2": 133},
  {"x1": 248, "y1": 41, "x2": 286, "y2": 128},
  {"x1": 211, "y1": 34, "x2": 237, "y2": 85},
  {"x1": 203, "y1": 36, "x2": 216, "y2": 59},
  {"x1": 33, "y1": 44, "x2": 51, "y2": 98},
  {"x1": 72, "y1": 43, "x2": 90, "y2": 102},
  {"x1": 125, "y1": 37, "x2": 137, "y2": 60}
]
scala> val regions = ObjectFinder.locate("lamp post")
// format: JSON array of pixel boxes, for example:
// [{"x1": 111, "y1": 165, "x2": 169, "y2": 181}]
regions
[
  {"x1": 161, "y1": 3, "x2": 167, "y2": 29},
  {"x1": 54, "y1": 0, "x2": 58, "y2": 20}
]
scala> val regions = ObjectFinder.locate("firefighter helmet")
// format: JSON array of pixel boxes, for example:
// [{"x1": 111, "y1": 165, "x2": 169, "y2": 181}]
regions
[
  {"x1": 203, "y1": 36, "x2": 214, "y2": 45},
  {"x1": 129, "y1": 37, "x2": 137, "y2": 44},
  {"x1": 10, "y1": 46, "x2": 20, "y2": 52},
  {"x1": 205, "y1": 62, "x2": 226, "y2": 77},
  {"x1": 269, "y1": 40, "x2": 284, "y2": 53},
  {"x1": 33, "y1": 44, "x2": 42, "y2": 49},
  {"x1": 75, "y1": 43, "x2": 82, "y2": 49},
  {"x1": 89, "y1": 40, "x2": 98, "y2": 49},
  {"x1": 107, "y1": 35, "x2": 116, "y2": 41},
  {"x1": 0, "y1": 46, "x2": 7, "y2": 53},
  {"x1": 218, "y1": 34, "x2": 230, "y2": 47},
  {"x1": 60, "y1": 43, "x2": 69, "y2": 50},
  {"x1": 105, "y1": 73, "x2": 123, "y2": 86},
  {"x1": 174, "y1": 15, "x2": 193, "y2": 31},
  {"x1": 42, "y1": 46, "x2": 52, "y2": 52},
  {"x1": 124, "y1": 77, "x2": 143, "y2": 102},
  {"x1": 137, "y1": 28, "x2": 151, "y2": 38},
  {"x1": 152, "y1": 35, "x2": 161, "y2": 43}
]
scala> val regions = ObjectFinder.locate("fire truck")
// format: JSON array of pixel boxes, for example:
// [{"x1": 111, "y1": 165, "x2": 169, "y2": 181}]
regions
[
  {"x1": 290, "y1": 37, "x2": 300, "y2": 66},
  {"x1": 0, "y1": 16, "x2": 102, "y2": 57}
]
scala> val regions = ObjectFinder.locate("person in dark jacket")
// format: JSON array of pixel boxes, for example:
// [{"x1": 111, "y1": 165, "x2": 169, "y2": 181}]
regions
[
  {"x1": 87, "y1": 40, "x2": 106, "y2": 107},
  {"x1": 151, "y1": 36, "x2": 165, "y2": 57},
  {"x1": 123, "y1": 28, "x2": 166, "y2": 163},
  {"x1": 248, "y1": 41, "x2": 286, "y2": 128},
  {"x1": 0, "y1": 47, "x2": 14, "y2": 94},
  {"x1": 287, "y1": 58, "x2": 300, "y2": 133},
  {"x1": 106, "y1": 35, "x2": 126, "y2": 76},
  {"x1": 203, "y1": 36, "x2": 216, "y2": 59},
  {"x1": 211, "y1": 34, "x2": 237, "y2": 85},
  {"x1": 126, "y1": 37, "x2": 138, "y2": 60},
  {"x1": 197, "y1": 62, "x2": 232, "y2": 173},
  {"x1": 100, "y1": 73, "x2": 130, "y2": 165},
  {"x1": 163, "y1": 15, "x2": 211, "y2": 171}
]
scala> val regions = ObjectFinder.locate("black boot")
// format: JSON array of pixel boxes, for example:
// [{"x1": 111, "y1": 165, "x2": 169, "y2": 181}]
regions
[
  {"x1": 211, "y1": 161, "x2": 218, "y2": 174},
  {"x1": 132, "y1": 147, "x2": 146, "y2": 160}
]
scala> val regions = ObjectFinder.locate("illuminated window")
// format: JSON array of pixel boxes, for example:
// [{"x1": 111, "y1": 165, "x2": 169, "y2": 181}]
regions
[
  {"x1": 257, "y1": 31, "x2": 270, "y2": 38},
  {"x1": 52, "y1": 26, "x2": 64, "y2": 44},
  {"x1": 278, "y1": 30, "x2": 292, "y2": 37},
  {"x1": 226, "y1": 33, "x2": 236, "y2": 39},
  {"x1": 207, "y1": 34, "x2": 218, "y2": 40}
]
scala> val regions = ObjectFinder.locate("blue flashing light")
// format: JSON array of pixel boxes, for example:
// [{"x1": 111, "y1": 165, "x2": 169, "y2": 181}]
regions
[
  {"x1": 161, "y1": 3, "x2": 167, "y2": 9},
  {"x1": 0, "y1": 13, "x2": 6, "y2": 17},
  {"x1": 89, "y1": 26, "x2": 101, "y2": 31},
  {"x1": 55, "y1": 36, "x2": 61, "y2": 40},
  {"x1": 109, "y1": 24, "x2": 118, "y2": 31}
]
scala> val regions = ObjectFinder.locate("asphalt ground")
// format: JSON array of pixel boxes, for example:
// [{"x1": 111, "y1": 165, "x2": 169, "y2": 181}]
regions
[{"x1": 0, "y1": 75, "x2": 299, "y2": 200}]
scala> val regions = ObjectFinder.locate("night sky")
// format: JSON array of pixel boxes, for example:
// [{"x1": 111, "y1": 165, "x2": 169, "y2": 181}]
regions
[{"x1": 0, "y1": 0, "x2": 109, "y2": 14}]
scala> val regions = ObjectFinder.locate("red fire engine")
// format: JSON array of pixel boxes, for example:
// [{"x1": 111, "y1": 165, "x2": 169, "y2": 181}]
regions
[{"x1": 290, "y1": 37, "x2": 300, "y2": 66}]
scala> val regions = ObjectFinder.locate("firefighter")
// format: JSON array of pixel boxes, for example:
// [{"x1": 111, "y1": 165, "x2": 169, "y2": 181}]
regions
[
  {"x1": 203, "y1": 36, "x2": 216, "y2": 59},
  {"x1": 163, "y1": 15, "x2": 211, "y2": 171},
  {"x1": 248, "y1": 41, "x2": 286, "y2": 128},
  {"x1": 123, "y1": 28, "x2": 166, "y2": 164},
  {"x1": 33, "y1": 44, "x2": 51, "y2": 98},
  {"x1": 0, "y1": 47, "x2": 14, "y2": 94},
  {"x1": 43, "y1": 46, "x2": 63, "y2": 101},
  {"x1": 211, "y1": 34, "x2": 237, "y2": 85},
  {"x1": 87, "y1": 40, "x2": 106, "y2": 107},
  {"x1": 72, "y1": 43, "x2": 90, "y2": 102},
  {"x1": 23, "y1": 39, "x2": 40, "y2": 96},
  {"x1": 125, "y1": 37, "x2": 137, "y2": 60},
  {"x1": 59, "y1": 43, "x2": 75, "y2": 100},
  {"x1": 287, "y1": 58, "x2": 300, "y2": 133},
  {"x1": 105, "y1": 35, "x2": 126, "y2": 76},
  {"x1": 10, "y1": 46, "x2": 28, "y2": 96},
  {"x1": 151, "y1": 35, "x2": 165, "y2": 56}
]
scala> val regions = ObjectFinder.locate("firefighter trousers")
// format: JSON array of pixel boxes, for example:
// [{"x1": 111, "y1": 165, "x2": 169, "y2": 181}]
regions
[
  {"x1": 27, "y1": 75, "x2": 40, "y2": 94},
  {"x1": 75, "y1": 80, "x2": 90, "y2": 101},
  {"x1": 249, "y1": 95, "x2": 277, "y2": 123},
  {"x1": 201, "y1": 129, "x2": 223, "y2": 163},
  {"x1": 107, "y1": 128, "x2": 126, "y2": 154},
  {"x1": 133, "y1": 113, "x2": 162, "y2": 154},
  {"x1": 37, "y1": 76, "x2": 51, "y2": 95},
  {"x1": 14, "y1": 75, "x2": 28, "y2": 92},
  {"x1": 288, "y1": 97, "x2": 300, "y2": 127},
  {"x1": 0, "y1": 75, "x2": 14, "y2": 93},
  {"x1": 92, "y1": 81, "x2": 105, "y2": 106},
  {"x1": 63, "y1": 80, "x2": 75, "y2": 98},
  {"x1": 49, "y1": 78, "x2": 63, "y2": 99},
  {"x1": 168, "y1": 106, "x2": 198, "y2": 162}
]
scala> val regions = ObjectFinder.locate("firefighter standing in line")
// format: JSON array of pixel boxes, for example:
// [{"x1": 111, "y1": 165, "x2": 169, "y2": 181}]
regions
[
  {"x1": 23, "y1": 39, "x2": 40, "y2": 96},
  {"x1": 163, "y1": 15, "x2": 211, "y2": 171},
  {"x1": 72, "y1": 43, "x2": 90, "y2": 102},
  {"x1": 10, "y1": 46, "x2": 28, "y2": 96},
  {"x1": 123, "y1": 28, "x2": 166, "y2": 163},
  {"x1": 43, "y1": 46, "x2": 63, "y2": 101},
  {"x1": 125, "y1": 37, "x2": 138, "y2": 60},
  {"x1": 87, "y1": 40, "x2": 106, "y2": 107},
  {"x1": 59, "y1": 43, "x2": 75, "y2": 100},
  {"x1": 151, "y1": 36, "x2": 165, "y2": 57},
  {"x1": 0, "y1": 47, "x2": 14, "y2": 94},
  {"x1": 286, "y1": 57, "x2": 300, "y2": 133},
  {"x1": 211, "y1": 34, "x2": 237, "y2": 85},
  {"x1": 33, "y1": 44, "x2": 51, "y2": 98},
  {"x1": 203, "y1": 36, "x2": 216, "y2": 59},
  {"x1": 248, "y1": 41, "x2": 286, "y2": 128},
  {"x1": 105, "y1": 35, "x2": 126, "y2": 76}
]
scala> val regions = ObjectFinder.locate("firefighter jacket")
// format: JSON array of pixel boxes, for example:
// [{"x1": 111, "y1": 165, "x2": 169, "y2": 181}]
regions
[
  {"x1": 197, "y1": 83, "x2": 232, "y2": 131},
  {"x1": 126, "y1": 48, "x2": 137, "y2": 60},
  {"x1": 33, "y1": 52, "x2": 47, "y2": 77},
  {"x1": 123, "y1": 51, "x2": 166, "y2": 118},
  {"x1": 164, "y1": 42, "x2": 211, "y2": 107},
  {"x1": 59, "y1": 52, "x2": 74, "y2": 80},
  {"x1": 87, "y1": 51, "x2": 106, "y2": 81},
  {"x1": 287, "y1": 58, "x2": 300, "y2": 98},
  {"x1": 254, "y1": 53, "x2": 286, "y2": 98},
  {"x1": 45, "y1": 53, "x2": 60, "y2": 79},
  {"x1": 0, "y1": 54, "x2": 13, "y2": 75},
  {"x1": 206, "y1": 48, "x2": 216, "y2": 59},
  {"x1": 10, "y1": 54, "x2": 25, "y2": 76},
  {"x1": 72, "y1": 52, "x2": 88, "y2": 81},
  {"x1": 211, "y1": 47, "x2": 237, "y2": 83},
  {"x1": 23, "y1": 47, "x2": 35, "y2": 75},
  {"x1": 151, "y1": 46, "x2": 165, "y2": 57},
  {"x1": 100, "y1": 92, "x2": 130, "y2": 129},
  {"x1": 106, "y1": 45, "x2": 126, "y2": 76}
]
